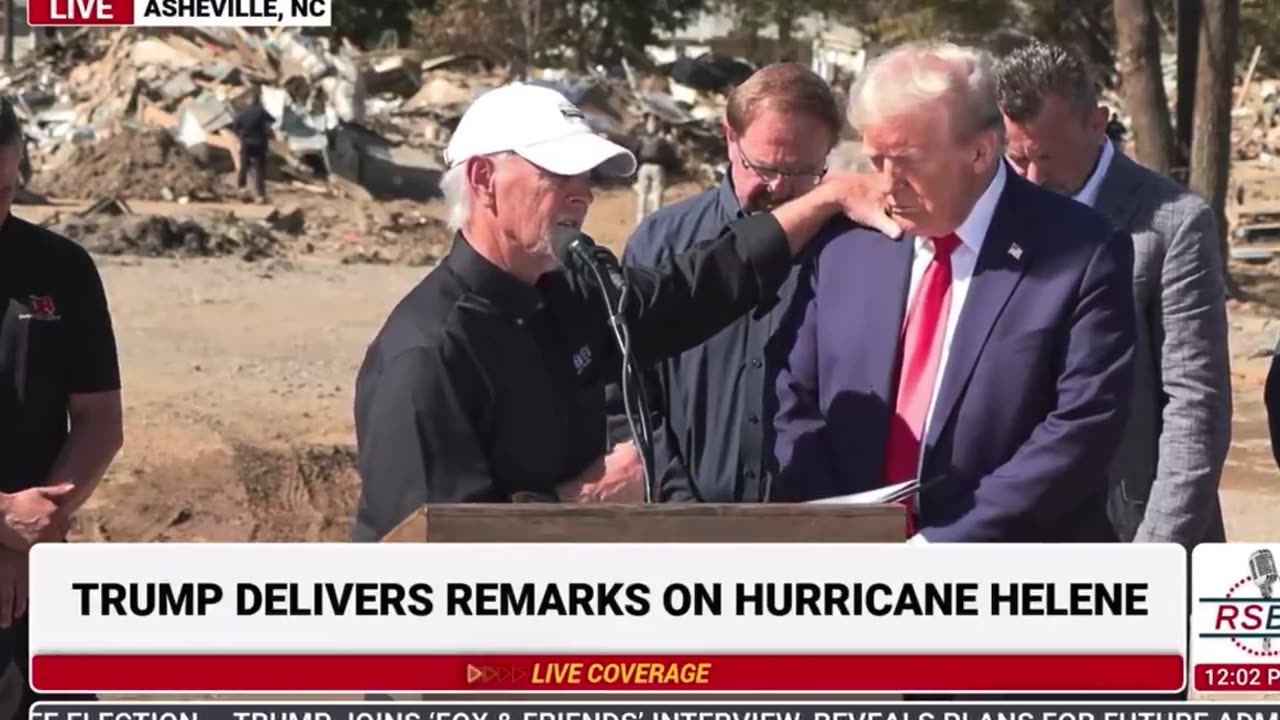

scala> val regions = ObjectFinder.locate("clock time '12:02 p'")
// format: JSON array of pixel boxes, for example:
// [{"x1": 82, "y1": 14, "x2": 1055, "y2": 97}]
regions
[{"x1": 1197, "y1": 664, "x2": 1280, "y2": 691}]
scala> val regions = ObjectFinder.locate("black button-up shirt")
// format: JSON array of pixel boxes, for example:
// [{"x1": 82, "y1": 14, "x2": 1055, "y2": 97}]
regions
[
  {"x1": 620, "y1": 178, "x2": 805, "y2": 503},
  {"x1": 351, "y1": 212, "x2": 790, "y2": 540}
]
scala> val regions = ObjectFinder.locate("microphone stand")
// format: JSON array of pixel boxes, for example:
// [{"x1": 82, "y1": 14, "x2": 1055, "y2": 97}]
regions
[
  {"x1": 615, "y1": 284, "x2": 658, "y2": 503},
  {"x1": 579, "y1": 258, "x2": 657, "y2": 503}
]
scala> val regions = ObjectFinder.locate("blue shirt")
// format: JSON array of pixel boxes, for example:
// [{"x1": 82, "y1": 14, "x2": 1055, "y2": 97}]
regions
[{"x1": 619, "y1": 178, "x2": 805, "y2": 502}]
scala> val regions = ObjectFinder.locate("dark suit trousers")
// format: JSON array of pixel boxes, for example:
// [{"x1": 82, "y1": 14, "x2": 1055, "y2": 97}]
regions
[{"x1": 237, "y1": 143, "x2": 268, "y2": 197}]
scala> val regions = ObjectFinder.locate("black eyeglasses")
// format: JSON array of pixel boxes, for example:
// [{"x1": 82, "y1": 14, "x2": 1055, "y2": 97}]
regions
[{"x1": 734, "y1": 139, "x2": 828, "y2": 185}]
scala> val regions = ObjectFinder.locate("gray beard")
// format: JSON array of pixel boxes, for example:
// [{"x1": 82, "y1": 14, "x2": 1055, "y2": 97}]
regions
[{"x1": 531, "y1": 233, "x2": 556, "y2": 263}]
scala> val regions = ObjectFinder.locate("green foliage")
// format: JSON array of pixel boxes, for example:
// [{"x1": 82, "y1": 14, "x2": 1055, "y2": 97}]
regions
[
  {"x1": 1240, "y1": 0, "x2": 1280, "y2": 74},
  {"x1": 699, "y1": 0, "x2": 1109, "y2": 75},
  {"x1": 709, "y1": 0, "x2": 845, "y2": 41},
  {"x1": 862, "y1": 0, "x2": 1016, "y2": 45},
  {"x1": 413, "y1": 0, "x2": 704, "y2": 70},
  {"x1": 820, "y1": 0, "x2": 1116, "y2": 88},
  {"x1": 325, "y1": 0, "x2": 437, "y2": 49},
  {"x1": 553, "y1": 0, "x2": 706, "y2": 68}
]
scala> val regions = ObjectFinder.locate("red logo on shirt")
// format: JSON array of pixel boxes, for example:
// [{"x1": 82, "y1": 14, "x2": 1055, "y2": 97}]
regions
[{"x1": 28, "y1": 295, "x2": 57, "y2": 319}]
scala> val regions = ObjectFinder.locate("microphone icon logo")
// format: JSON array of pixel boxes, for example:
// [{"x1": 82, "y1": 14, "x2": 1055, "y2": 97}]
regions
[{"x1": 1249, "y1": 549, "x2": 1278, "y2": 651}]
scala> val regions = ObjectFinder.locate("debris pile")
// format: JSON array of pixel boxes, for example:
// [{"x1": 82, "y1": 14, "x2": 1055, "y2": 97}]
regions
[
  {"x1": 0, "y1": 28, "x2": 748, "y2": 202},
  {"x1": 3, "y1": 27, "x2": 440, "y2": 200},
  {"x1": 45, "y1": 206, "x2": 282, "y2": 262},
  {"x1": 528, "y1": 60, "x2": 742, "y2": 181},
  {"x1": 1232, "y1": 82, "x2": 1280, "y2": 163},
  {"x1": 339, "y1": 214, "x2": 452, "y2": 266},
  {"x1": 1227, "y1": 66, "x2": 1280, "y2": 264},
  {"x1": 33, "y1": 125, "x2": 222, "y2": 201},
  {"x1": 294, "y1": 198, "x2": 454, "y2": 265}
]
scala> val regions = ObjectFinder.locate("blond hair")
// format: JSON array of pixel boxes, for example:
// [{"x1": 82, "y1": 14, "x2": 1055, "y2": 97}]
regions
[{"x1": 849, "y1": 42, "x2": 1003, "y2": 144}]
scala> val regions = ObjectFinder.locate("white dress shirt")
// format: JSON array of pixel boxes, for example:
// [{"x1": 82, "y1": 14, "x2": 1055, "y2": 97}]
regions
[
  {"x1": 1072, "y1": 139, "x2": 1115, "y2": 208},
  {"x1": 907, "y1": 162, "x2": 1007, "y2": 544}
]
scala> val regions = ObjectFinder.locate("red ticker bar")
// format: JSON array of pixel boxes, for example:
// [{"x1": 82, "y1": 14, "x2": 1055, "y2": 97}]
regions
[
  {"x1": 1194, "y1": 663, "x2": 1280, "y2": 692},
  {"x1": 32, "y1": 653, "x2": 1185, "y2": 693}
]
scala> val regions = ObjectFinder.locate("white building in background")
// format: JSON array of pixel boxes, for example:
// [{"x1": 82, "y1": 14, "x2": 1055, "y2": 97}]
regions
[
  {"x1": 811, "y1": 26, "x2": 867, "y2": 84},
  {"x1": 646, "y1": 9, "x2": 866, "y2": 79},
  {"x1": 655, "y1": 10, "x2": 843, "y2": 45}
]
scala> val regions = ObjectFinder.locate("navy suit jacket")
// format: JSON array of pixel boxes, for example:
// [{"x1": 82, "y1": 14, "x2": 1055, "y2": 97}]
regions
[
  {"x1": 1266, "y1": 336, "x2": 1280, "y2": 473},
  {"x1": 771, "y1": 170, "x2": 1138, "y2": 542}
]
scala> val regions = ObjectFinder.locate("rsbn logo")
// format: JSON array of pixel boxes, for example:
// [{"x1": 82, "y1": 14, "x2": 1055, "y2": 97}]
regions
[{"x1": 1200, "y1": 548, "x2": 1280, "y2": 657}]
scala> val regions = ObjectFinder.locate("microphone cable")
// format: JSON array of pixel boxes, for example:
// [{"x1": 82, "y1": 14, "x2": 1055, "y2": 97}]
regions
[
  {"x1": 615, "y1": 281, "x2": 658, "y2": 503},
  {"x1": 577, "y1": 253, "x2": 657, "y2": 503}
]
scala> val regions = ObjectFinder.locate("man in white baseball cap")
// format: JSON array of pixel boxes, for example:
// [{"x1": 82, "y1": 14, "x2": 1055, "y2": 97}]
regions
[
  {"x1": 436, "y1": 82, "x2": 640, "y2": 283},
  {"x1": 445, "y1": 82, "x2": 637, "y2": 179},
  {"x1": 351, "y1": 82, "x2": 900, "y2": 538}
]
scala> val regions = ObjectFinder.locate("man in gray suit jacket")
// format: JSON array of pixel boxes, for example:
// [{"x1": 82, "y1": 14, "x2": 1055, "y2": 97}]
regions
[{"x1": 995, "y1": 42, "x2": 1233, "y2": 547}]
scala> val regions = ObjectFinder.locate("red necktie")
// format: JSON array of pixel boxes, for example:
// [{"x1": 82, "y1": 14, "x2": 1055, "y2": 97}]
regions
[{"x1": 882, "y1": 233, "x2": 962, "y2": 537}]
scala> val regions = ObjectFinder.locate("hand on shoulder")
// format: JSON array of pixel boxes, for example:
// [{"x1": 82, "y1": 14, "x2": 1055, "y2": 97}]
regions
[{"x1": 818, "y1": 171, "x2": 902, "y2": 239}]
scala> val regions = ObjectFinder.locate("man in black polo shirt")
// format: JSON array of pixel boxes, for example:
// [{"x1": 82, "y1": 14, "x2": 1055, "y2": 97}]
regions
[
  {"x1": 351, "y1": 83, "x2": 896, "y2": 539},
  {"x1": 0, "y1": 98, "x2": 123, "y2": 713}
]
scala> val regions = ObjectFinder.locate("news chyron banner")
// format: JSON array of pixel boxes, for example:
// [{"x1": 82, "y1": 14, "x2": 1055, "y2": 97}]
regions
[
  {"x1": 28, "y1": 703, "x2": 1280, "y2": 720},
  {"x1": 1193, "y1": 543, "x2": 1280, "y2": 693},
  {"x1": 25, "y1": 0, "x2": 330, "y2": 27},
  {"x1": 28, "y1": 543, "x2": 1187, "y2": 695}
]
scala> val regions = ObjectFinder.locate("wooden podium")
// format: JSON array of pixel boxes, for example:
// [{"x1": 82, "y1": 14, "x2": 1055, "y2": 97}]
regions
[
  {"x1": 378, "y1": 502, "x2": 905, "y2": 700},
  {"x1": 382, "y1": 502, "x2": 904, "y2": 544}
]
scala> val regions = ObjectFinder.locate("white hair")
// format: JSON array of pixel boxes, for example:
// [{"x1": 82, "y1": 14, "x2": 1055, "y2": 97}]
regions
[
  {"x1": 440, "y1": 164, "x2": 471, "y2": 232},
  {"x1": 849, "y1": 42, "x2": 1003, "y2": 144}
]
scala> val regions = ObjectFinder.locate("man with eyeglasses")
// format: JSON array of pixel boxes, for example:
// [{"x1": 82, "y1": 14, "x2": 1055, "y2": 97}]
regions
[
  {"x1": 350, "y1": 83, "x2": 898, "y2": 538},
  {"x1": 609, "y1": 63, "x2": 842, "y2": 504}
]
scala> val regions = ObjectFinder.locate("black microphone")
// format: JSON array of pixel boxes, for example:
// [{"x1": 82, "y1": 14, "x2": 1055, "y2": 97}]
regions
[{"x1": 551, "y1": 226, "x2": 625, "y2": 300}]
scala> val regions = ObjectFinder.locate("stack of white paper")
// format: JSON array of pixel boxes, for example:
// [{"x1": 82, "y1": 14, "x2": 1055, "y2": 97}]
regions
[{"x1": 804, "y1": 479, "x2": 919, "y2": 505}]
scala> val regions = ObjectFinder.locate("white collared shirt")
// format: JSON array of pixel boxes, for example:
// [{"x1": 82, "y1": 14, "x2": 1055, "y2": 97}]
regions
[
  {"x1": 1072, "y1": 139, "x2": 1115, "y2": 208},
  {"x1": 905, "y1": 162, "x2": 1007, "y2": 545},
  {"x1": 908, "y1": 160, "x2": 1007, "y2": 462}
]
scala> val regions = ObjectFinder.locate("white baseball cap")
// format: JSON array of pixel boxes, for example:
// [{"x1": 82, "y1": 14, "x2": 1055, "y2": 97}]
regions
[{"x1": 444, "y1": 83, "x2": 637, "y2": 178}]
